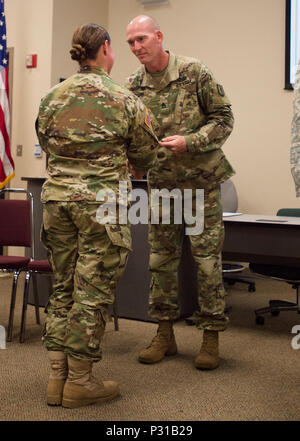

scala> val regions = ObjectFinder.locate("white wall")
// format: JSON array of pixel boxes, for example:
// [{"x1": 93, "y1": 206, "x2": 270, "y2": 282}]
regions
[
  {"x1": 6, "y1": 0, "x2": 109, "y2": 190},
  {"x1": 51, "y1": 0, "x2": 109, "y2": 86},
  {"x1": 108, "y1": 0, "x2": 299, "y2": 214},
  {"x1": 6, "y1": 0, "x2": 53, "y2": 186}
]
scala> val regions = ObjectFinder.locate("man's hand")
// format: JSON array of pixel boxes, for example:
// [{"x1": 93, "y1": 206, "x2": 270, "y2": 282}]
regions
[
  {"x1": 159, "y1": 135, "x2": 187, "y2": 154},
  {"x1": 127, "y1": 159, "x2": 145, "y2": 180}
]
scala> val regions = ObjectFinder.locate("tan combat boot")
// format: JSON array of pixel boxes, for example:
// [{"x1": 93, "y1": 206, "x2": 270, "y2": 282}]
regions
[
  {"x1": 194, "y1": 330, "x2": 219, "y2": 370},
  {"x1": 46, "y1": 351, "x2": 68, "y2": 406},
  {"x1": 138, "y1": 320, "x2": 177, "y2": 364},
  {"x1": 62, "y1": 356, "x2": 120, "y2": 409}
]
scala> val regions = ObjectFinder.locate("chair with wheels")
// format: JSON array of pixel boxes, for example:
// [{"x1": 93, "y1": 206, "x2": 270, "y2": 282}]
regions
[
  {"x1": 250, "y1": 208, "x2": 300, "y2": 325},
  {"x1": 221, "y1": 179, "x2": 256, "y2": 293}
]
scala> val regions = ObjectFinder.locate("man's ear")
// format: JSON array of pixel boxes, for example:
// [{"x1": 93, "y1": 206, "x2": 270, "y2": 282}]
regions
[{"x1": 156, "y1": 30, "x2": 163, "y2": 43}]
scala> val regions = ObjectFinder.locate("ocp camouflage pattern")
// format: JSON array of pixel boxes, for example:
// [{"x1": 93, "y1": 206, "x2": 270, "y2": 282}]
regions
[
  {"x1": 126, "y1": 52, "x2": 235, "y2": 189},
  {"x1": 147, "y1": 185, "x2": 228, "y2": 331},
  {"x1": 126, "y1": 52, "x2": 233, "y2": 330},
  {"x1": 37, "y1": 65, "x2": 158, "y2": 204},
  {"x1": 37, "y1": 66, "x2": 158, "y2": 361},
  {"x1": 41, "y1": 202, "x2": 129, "y2": 361}
]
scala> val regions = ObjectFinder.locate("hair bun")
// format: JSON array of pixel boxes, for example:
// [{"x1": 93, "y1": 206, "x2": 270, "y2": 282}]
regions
[{"x1": 70, "y1": 43, "x2": 86, "y2": 61}]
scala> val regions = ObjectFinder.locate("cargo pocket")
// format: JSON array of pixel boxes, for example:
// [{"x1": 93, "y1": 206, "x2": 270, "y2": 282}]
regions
[
  {"x1": 105, "y1": 225, "x2": 131, "y2": 284},
  {"x1": 105, "y1": 224, "x2": 132, "y2": 251}
]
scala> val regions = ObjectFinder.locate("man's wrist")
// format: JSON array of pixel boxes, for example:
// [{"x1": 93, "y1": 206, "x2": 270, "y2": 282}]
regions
[{"x1": 185, "y1": 135, "x2": 196, "y2": 153}]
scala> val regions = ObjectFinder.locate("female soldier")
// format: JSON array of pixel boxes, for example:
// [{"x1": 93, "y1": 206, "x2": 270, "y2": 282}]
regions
[{"x1": 36, "y1": 23, "x2": 157, "y2": 409}]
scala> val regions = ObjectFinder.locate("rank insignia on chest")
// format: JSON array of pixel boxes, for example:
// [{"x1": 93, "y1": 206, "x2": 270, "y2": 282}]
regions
[{"x1": 144, "y1": 108, "x2": 152, "y2": 128}]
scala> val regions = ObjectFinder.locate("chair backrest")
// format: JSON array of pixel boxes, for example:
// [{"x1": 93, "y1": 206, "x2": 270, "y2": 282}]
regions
[
  {"x1": 221, "y1": 179, "x2": 238, "y2": 212},
  {"x1": 277, "y1": 208, "x2": 300, "y2": 217},
  {"x1": 0, "y1": 189, "x2": 34, "y2": 257}
]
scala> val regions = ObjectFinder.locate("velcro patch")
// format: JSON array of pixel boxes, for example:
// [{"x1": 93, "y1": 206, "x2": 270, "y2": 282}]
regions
[{"x1": 144, "y1": 108, "x2": 151, "y2": 128}]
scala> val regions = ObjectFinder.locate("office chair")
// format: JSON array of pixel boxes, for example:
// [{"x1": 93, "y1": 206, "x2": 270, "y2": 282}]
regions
[
  {"x1": 0, "y1": 188, "x2": 55, "y2": 342},
  {"x1": 0, "y1": 188, "x2": 38, "y2": 341},
  {"x1": 221, "y1": 179, "x2": 256, "y2": 293},
  {"x1": 250, "y1": 208, "x2": 300, "y2": 325}
]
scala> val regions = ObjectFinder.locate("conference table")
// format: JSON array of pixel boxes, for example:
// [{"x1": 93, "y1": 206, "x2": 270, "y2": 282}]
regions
[{"x1": 222, "y1": 213, "x2": 300, "y2": 267}]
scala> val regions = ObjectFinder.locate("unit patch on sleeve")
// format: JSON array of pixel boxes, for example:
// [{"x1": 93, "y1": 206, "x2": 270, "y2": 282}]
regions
[{"x1": 144, "y1": 107, "x2": 152, "y2": 128}]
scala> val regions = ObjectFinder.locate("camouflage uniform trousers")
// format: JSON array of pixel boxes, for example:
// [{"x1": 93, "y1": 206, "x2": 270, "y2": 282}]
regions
[
  {"x1": 41, "y1": 201, "x2": 130, "y2": 362},
  {"x1": 148, "y1": 184, "x2": 228, "y2": 331}
]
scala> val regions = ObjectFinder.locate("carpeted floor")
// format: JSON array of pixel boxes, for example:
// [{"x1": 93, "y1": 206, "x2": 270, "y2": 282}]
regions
[{"x1": 0, "y1": 271, "x2": 299, "y2": 421}]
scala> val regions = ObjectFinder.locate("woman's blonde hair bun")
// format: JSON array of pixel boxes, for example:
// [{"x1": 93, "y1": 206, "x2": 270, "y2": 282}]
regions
[{"x1": 70, "y1": 43, "x2": 87, "y2": 61}]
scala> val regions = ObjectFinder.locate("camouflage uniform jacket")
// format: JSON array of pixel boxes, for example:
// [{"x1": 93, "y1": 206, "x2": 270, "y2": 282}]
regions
[
  {"x1": 291, "y1": 61, "x2": 300, "y2": 197},
  {"x1": 37, "y1": 66, "x2": 158, "y2": 203},
  {"x1": 126, "y1": 52, "x2": 235, "y2": 188}
]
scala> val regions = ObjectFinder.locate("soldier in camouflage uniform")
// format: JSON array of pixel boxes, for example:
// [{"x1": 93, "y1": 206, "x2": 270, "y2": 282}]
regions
[
  {"x1": 36, "y1": 23, "x2": 158, "y2": 408},
  {"x1": 126, "y1": 15, "x2": 234, "y2": 369},
  {"x1": 291, "y1": 60, "x2": 300, "y2": 197}
]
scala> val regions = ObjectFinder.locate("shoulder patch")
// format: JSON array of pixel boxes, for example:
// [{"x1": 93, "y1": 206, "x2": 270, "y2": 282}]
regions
[
  {"x1": 144, "y1": 108, "x2": 152, "y2": 129},
  {"x1": 217, "y1": 84, "x2": 225, "y2": 97}
]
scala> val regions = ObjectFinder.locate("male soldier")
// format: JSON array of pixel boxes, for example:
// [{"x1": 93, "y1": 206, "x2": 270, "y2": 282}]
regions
[
  {"x1": 291, "y1": 60, "x2": 300, "y2": 197},
  {"x1": 36, "y1": 23, "x2": 158, "y2": 408},
  {"x1": 126, "y1": 15, "x2": 234, "y2": 370}
]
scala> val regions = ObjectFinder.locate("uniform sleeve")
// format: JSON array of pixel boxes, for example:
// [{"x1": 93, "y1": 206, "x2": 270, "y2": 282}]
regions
[
  {"x1": 125, "y1": 94, "x2": 159, "y2": 172},
  {"x1": 291, "y1": 61, "x2": 300, "y2": 197},
  {"x1": 35, "y1": 116, "x2": 48, "y2": 153},
  {"x1": 185, "y1": 67, "x2": 234, "y2": 154},
  {"x1": 35, "y1": 97, "x2": 52, "y2": 154}
]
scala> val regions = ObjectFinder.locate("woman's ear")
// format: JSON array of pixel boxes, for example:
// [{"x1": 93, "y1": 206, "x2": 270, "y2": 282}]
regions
[{"x1": 102, "y1": 39, "x2": 109, "y2": 56}]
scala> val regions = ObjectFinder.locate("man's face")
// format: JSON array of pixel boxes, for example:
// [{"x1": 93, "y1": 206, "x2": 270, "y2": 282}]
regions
[{"x1": 126, "y1": 22, "x2": 162, "y2": 67}]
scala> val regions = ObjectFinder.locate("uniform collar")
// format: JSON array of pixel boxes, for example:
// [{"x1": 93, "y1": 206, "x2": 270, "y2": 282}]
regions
[
  {"x1": 78, "y1": 65, "x2": 109, "y2": 77},
  {"x1": 141, "y1": 51, "x2": 179, "y2": 89}
]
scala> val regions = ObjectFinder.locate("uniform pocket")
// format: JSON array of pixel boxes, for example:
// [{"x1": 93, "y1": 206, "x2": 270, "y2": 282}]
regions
[{"x1": 105, "y1": 224, "x2": 132, "y2": 250}]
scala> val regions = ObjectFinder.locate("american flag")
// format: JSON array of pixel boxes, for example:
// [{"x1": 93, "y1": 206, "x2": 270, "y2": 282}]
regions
[{"x1": 0, "y1": 0, "x2": 14, "y2": 189}]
